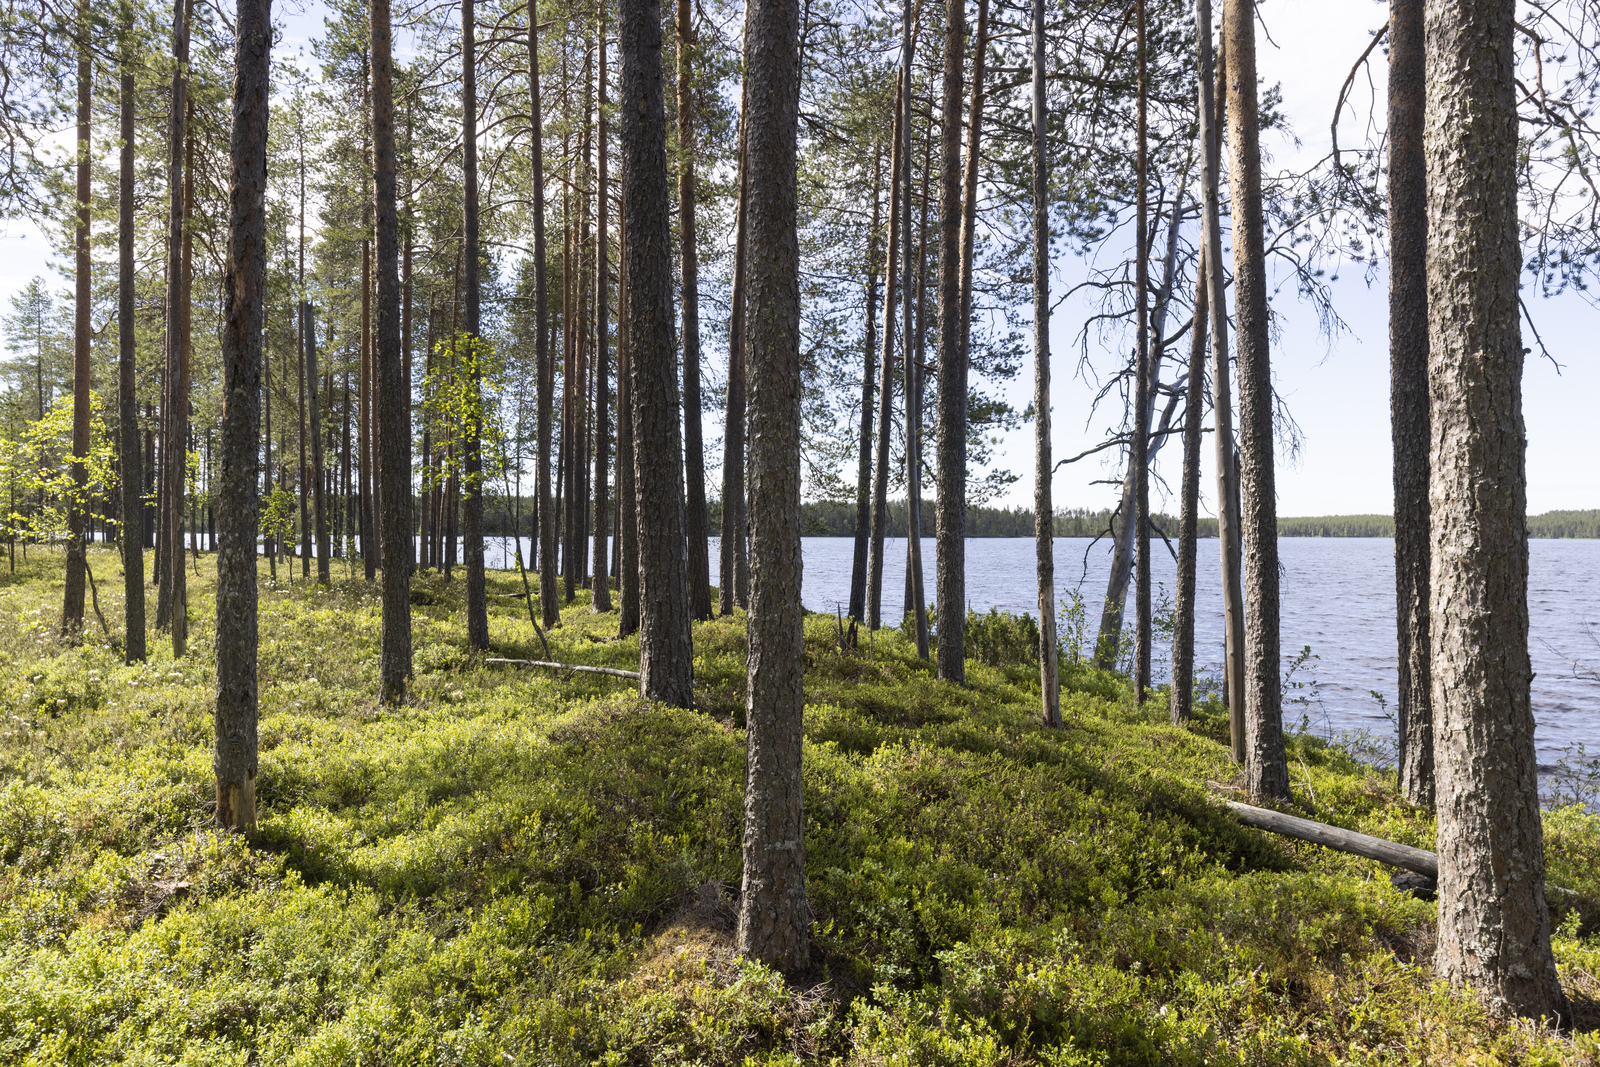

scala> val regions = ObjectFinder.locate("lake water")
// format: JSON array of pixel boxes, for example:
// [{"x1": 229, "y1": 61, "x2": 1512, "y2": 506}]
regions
[{"x1": 479, "y1": 534, "x2": 1599, "y2": 772}]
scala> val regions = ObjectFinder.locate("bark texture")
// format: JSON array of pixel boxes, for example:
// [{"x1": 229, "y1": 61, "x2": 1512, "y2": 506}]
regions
[
  {"x1": 678, "y1": 0, "x2": 714, "y2": 621},
  {"x1": 847, "y1": 149, "x2": 881, "y2": 625},
  {"x1": 620, "y1": 0, "x2": 694, "y2": 706},
  {"x1": 1222, "y1": 0, "x2": 1287, "y2": 799},
  {"x1": 118, "y1": 5, "x2": 145, "y2": 662},
  {"x1": 303, "y1": 304, "x2": 328, "y2": 583},
  {"x1": 461, "y1": 0, "x2": 489, "y2": 650},
  {"x1": 1131, "y1": 0, "x2": 1151, "y2": 697},
  {"x1": 215, "y1": 0, "x2": 270, "y2": 834},
  {"x1": 63, "y1": 15, "x2": 89, "y2": 636},
  {"x1": 737, "y1": 0, "x2": 808, "y2": 977},
  {"x1": 617, "y1": 199, "x2": 641, "y2": 636},
  {"x1": 1170, "y1": 248, "x2": 1208, "y2": 724},
  {"x1": 592, "y1": 31, "x2": 613, "y2": 613},
  {"x1": 1424, "y1": 0, "x2": 1568, "y2": 1021},
  {"x1": 1390, "y1": 0, "x2": 1433, "y2": 807},
  {"x1": 373, "y1": 0, "x2": 412, "y2": 700},
  {"x1": 1031, "y1": 0, "x2": 1058, "y2": 727},
  {"x1": 932, "y1": 0, "x2": 965, "y2": 683},
  {"x1": 531, "y1": 15, "x2": 558, "y2": 629},
  {"x1": 719, "y1": 104, "x2": 749, "y2": 616},
  {"x1": 865, "y1": 80, "x2": 902, "y2": 632}
]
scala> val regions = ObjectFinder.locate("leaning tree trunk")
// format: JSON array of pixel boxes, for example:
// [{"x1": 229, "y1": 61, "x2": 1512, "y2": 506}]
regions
[
  {"x1": 592, "y1": 28, "x2": 613, "y2": 613},
  {"x1": 932, "y1": 0, "x2": 966, "y2": 683},
  {"x1": 461, "y1": 0, "x2": 490, "y2": 650},
  {"x1": 373, "y1": 0, "x2": 412, "y2": 701},
  {"x1": 847, "y1": 148, "x2": 882, "y2": 625},
  {"x1": 62, "y1": 10, "x2": 90, "y2": 637},
  {"x1": 1030, "y1": 0, "x2": 1058, "y2": 727},
  {"x1": 678, "y1": 0, "x2": 714, "y2": 621},
  {"x1": 1424, "y1": 0, "x2": 1568, "y2": 1021},
  {"x1": 215, "y1": 0, "x2": 269, "y2": 835},
  {"x1": 619, "y1": 0, "x2": 693, "y2": 706},
  {"x1": 118, "y1": 4, "x2": 145, "y2": 662},
  {"x1": 865, "y1": 78, "x2": 902, "y2": 632},
  {"x1": 531, "y1": 14, "x2": 559, "y2": 629},
  {"x1": 737, "y1": 0, "x2": 808, "y2": 978},
  {"x1": 1170, "y1": 247, "x2": 1208, "y2": 724},
  {"x1": 1131, "y1": 0, "x2": 1152, "y2": 697},
  {"x1": 1223, "y1": 0, "x2": 1287, "y2": 800},
  {"x1": 1389, "y1": 0, "x2": 1432, "y2": 808},
  {"x1": 719, "y1": 104, "x2": 750, "y2": 616}
]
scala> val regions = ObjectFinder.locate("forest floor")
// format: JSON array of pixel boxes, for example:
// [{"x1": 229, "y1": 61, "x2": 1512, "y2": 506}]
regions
[{"x1": 2, "y1": 546, "x2": 1599, "y2": 1065}]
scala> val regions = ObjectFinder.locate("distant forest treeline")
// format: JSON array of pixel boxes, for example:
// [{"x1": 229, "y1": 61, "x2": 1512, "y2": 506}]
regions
[{"x1": 479, "y1": 500, "x2": 1600, "y2": 539}]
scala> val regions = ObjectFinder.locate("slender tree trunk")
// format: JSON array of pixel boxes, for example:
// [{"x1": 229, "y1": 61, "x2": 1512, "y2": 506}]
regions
[
  {"x1": 215, "y1": 0, "x2": 269, "y2": 835},
  {"x1": 304, "y1": 304, "x2": 329, "y2": 582},
  {"x1": 1170, "y1": 248, "x2": 1208, "y2": 724},
  {"x1": 420, "y1": 307, "x2": 435, "y2": 572},
  {"x1": 592, "y1": 27, "x2": 613, "y2": 612},
  {"x1": 737, "y1": 0, "x2": 808, "y2": 978},
  {"x1": 1389, "y1": 0, "x2": 1433, "y2": 808},
  {"x1": 1131, "y1": 0, "x2": 1152, "y2": 697},
  {"x1": 171, "y1": 122, "x2": 194, "y2": 653},
  {"x1": 847, "y1": 148, "x2": 883, "y2": 625},
  {"x1": 678, "y1": 0, "x2": 714, "y2": 621},
  {"x1": 721, "y1": 101, "x2": 751, "y2": 613},
  {"x1": 372, "y1": 0, "x2": 412, "y2": 699},
  {"x1": 461, "y1": 0, "x2": 489, "y2": 649},
  {"x1": 531, "y1": 16, "x2": 559, "y2": 628},
  {"x1": 617, "y1": 197, "x2": 641, "y2": 635},
  {"x1": 361, "y1": 237, "x2": 375, "y2": 579},
  {"x1": 1223, "y1": 0, "x2": 1288, "y2": 799},
  {"x1": 156, "y1": 0, "x2": 190, "y2": 630},
  {"x1": 619, "y1": 0, "x2": 693, "y2": 705},
  {"x1": 63, "y1": 6, "x2": 91, "y2": 636},
  {"x1": 1195, "y1": 5, "x2": 1244, "y2": 761},
  {"x1": 933, "y1": 0, "x2": 965, "y2": 682},
  {"x1": 1031, "y1": 0, "x2": 1058, "y2": 726},
  {"x1": 866, "y1": 80, "x2": 902, "y2": 632},
  {"x1": 902, "y1": 4, "x2": 927, "y2": 659},
  {"x1": 1425, "y1": 0, "x2": 1567, "y2": 1020},
  {"x1": 562, "y1": 159, "x2": 577, "y2": 601}
]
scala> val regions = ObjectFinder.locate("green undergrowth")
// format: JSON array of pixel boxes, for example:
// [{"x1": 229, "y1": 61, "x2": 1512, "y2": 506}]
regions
[{"x1": 1, "y1": 546, "x2": 1598, "y2": 1064}]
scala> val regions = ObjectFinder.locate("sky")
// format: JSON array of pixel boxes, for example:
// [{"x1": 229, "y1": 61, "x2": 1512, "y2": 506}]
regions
[{"x1": 1, "y1": 0, "x2": 1594, "y2": 518}]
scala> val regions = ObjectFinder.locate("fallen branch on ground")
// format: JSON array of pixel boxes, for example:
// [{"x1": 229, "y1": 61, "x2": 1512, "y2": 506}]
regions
[{"x1": 485, "y1": 658, "x2": 639, "y2": 680}]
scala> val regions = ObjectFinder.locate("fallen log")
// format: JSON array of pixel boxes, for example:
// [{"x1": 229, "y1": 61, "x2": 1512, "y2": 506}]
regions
[
  {"x1": 485, "y1": 658, "x2": 641, "y2": 680},
  {"x1": 1222, "y1": 799, "x2": 1438, "y2": 877}
]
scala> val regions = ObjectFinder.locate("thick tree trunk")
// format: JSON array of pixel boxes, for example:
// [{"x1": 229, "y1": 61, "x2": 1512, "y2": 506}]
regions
[
  {"x1": 617, "y1": 198, "x2": 641, "y2": 635},
  {"x1": 1223, "y1": 0, "x2": 1287, "y2": 799},
  {"x1": 304, "y1": 304, "x2": 329, "y2": 583},
  {"x1": 678, "y1": 0, "x2": 714, "y2": 621},
  {"x1": 1170, "y1": 249, "x2": 1208, "y2": 724},
  {"x1": 1031, "y1": 0, "x2": 1058, "y2": 726},
  {"x1": 461, "y1": 0, "x2": 490, "y2": 650},
  {"x1": 737, "y1": 0, "x2": 808, "y2": 978},
  {"x1": 215, "y1": 0, "x2": 269, "y2": 835},
  {"x1": 1389, "y1": 0, "x2": 1433, "y2": 808},
  {"x1": 1424, "y1": 0, "x2": 1567, "y2": 1021},
  {"x1": 122, "y1": 64, "x2": 147, "y2": 627},
  {"x1": 592, "y1": 29, "x2": 613, "y2": 613},
  {"x1": 373, "y1": 0, "x2": 411, "y2": 700},
  {"x1": 847, "y1": 147, "x2": 882, "y2": 625},
  {"x1": 1131, "y1": 0, "x2": 1152, "y2": 697},
  {"x1": 719, "y1": 104, "x2": 750, "y2": 617},
  {"x1": 866, "y1": 80, "x2": 902, "y2": 632},
  {"x1": 932, "y1": 0, "x2": 965, "y2": 682},
  {"x1": 619, "y1": 0, "x2": 693, "y2": 706},
  {"x1": 63, "y1": 14, "x2": 90, "y2": 637}
]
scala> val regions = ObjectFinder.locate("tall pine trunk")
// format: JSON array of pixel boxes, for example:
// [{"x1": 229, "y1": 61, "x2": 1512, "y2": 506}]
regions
[
  {"x1": 866, "y1": 80, "x2": 902, "y2": 632},
  {"x1": 737, "y1": 0, "x2": 808, "y2": 977},
  {"x1": 62, "y1": 3, "x2": 90, "y2": 636},
  {"x1": 1170, "y1": 247, "x2": 1208, "y2": 724},
  {"x1": 617, "y1": 197, "x2": 641, "y2": 635},
  {"x1": 215, "y1": 0, "x2": 270, "y2": 834},
  {"x1": 157, "y1": 0, "x2": 190, "y2": 633},
  {"x1": 120, "y1": 0, "x2": 147, "y2": 658},
  {"x1": 720, "y1": 101, "x2": 750, "y2": 614},
  {"x1": 1131, "y1": 0, "x2": 1152, "y2": 697},
  {"x1": 461, "y1": 0, "x2": 490, "y2": 649},
  {"x1": 305, "y1": 304, "x2": 329, "y2": 582},
  {"x1": 531, "y1": 14, "x2": 559, "y2": 628},
  {"x1": 1424, "y1": 0, "x2": 1567, "y2": 1020},
  {"x1": 847, "y1": 147, "x2": 882, "y2": 625},
  {"x1": 592, "y1": 25, "x2": 613, "y2": 612},
  {"x1": 678, "y1": 0, "x2": 713, "y2": 620},
  {"x1": 1030, "y1": 0, "x2": 1058, "y2": 726},
  {"x1": 373, "y1": 0, "x2": 412, "y2": 700},
  {"x1": 619, "y1": 0, "x2": 693, "y2": 706},
  {"x1": 932, "y1": 0, "x2": 965, "y2": 682}
]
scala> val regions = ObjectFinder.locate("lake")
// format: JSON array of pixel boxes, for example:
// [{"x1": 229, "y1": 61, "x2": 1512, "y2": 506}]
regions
[{"x1": 480, "y1": 534, "x2": 1600, "y2": 773}]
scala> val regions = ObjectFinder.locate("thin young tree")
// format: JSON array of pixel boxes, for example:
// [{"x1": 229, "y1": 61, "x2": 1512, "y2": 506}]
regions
[
  {"x1": 461, "y1": 0, "x2": 490, "y2": 650},
  {"x1": 1222, "y1": 0, "x2": 1286, "y2": 798},
  {"x1": 719, "y1": 103, "x2": 749, "y2": 616},
  {"x1": 62, "y1": 0, "x2": 90, "y2": 637},
  {"x1": 373, "y1": 0, "x2": 412, "y2": 700},
  {"x1": 1388, "y1": 0, "x2": 1432, "y2": 807},
  {"x1": 932, "y1": 0, "x2": 965, "y2": 682},
  {"x1": 592, "y1": 23, "x2": 612, "y2": 613},
  {"x1": 619, "y1": 0, "x2": 693, "y2": 706},
  {"x1": 1030, "y1": 0, "x2": 1058, "y2": 726},
  {"x1": 846, "y1": 147, "x2": 882, "y2": 626},
  {"x1": 1170, "y1": 246, "x2": 1207, "y2": 724},
  {"x1": 677, "y1": 0, "x2": 713, "y2": 620},
  {"x1": 1425, "y1": 0, "x2": 1568, "y2": 1021},
  {"x1": 118, "y1": 0, "x2": 145, "y2": 662},
  {"x1": 737, "y1": 0, "x2": 808, "y2": 976},
  {"x1": 215, "y1": 0, "x2": 271, "y2": 834},
  {"x1": 1130, "y1": 0, "x2": 1152, "y2": 697},
  {"x1": 865, "y1": 79, "x2": 902, "y2": 632}
]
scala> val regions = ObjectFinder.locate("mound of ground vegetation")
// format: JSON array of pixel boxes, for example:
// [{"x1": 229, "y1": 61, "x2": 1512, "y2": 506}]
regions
[{"x1": 1, "y1": 547, "x2": 1598, "y2": 1064}]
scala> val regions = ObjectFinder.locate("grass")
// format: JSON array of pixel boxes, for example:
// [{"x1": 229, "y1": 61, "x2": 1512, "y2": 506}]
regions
[{"x1": 1, "y1": 545, "x2": 1598, "y2": 1064}]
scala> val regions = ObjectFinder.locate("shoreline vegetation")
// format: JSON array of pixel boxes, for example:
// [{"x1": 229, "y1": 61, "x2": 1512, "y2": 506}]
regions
[{"x1": 2, "y1": 549, "x2": 1599, "y2": 1062}]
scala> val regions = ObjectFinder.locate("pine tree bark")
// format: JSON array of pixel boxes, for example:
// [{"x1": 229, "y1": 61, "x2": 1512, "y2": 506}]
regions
[
  {"x1": 678, "y1": 0, "x2": 714, "y2": 621},
  {"x1": 1389, "y1": 0, "x2": 1432, "y2": 808},
  {"x1": 1030, "y1": 0, "x2": 1058, "y2": 727},
  {"x1": 902, "y1": 7, "x2": 928, "y2": 660},
  {"x1": 373, "y1": 0, "x2": 412, "y2": 700},
  {"x1": 63, "y1": 7, "x2": 90, "y2": 637},
  {"x1": 866, "y1": 80, "x2": 902, "y2": 632},
  {"x1": 215, "y1": 0, "x2": 269, "y2": 835},
  {"x1": 1170, "y1": 248, "x2": 1208, "y2": 724},
  {"x1": 461, "y1": 0, "x2": 490, "y2": 650},
  {"x1": 719, "y1": 104, "x2": 750, "y2": 617},
  {"x1": 119, "y1": 2, "x2": 145, "y2": 661},
  {"x1": 171, "y1": 122, "x2": 194, "y2": 653},
  {"x1": 617, "y1": 197, "x2": 641, "y2": 635},
  {"x1": 1222, "y1": 0, "x2": 1287, "y2": 799},
  {"x1": 304, "y1": 304, "x2": 329, "y2": 583},
  {"x1": 1424, "y1": 0, "x2": 1567, "y2": 1020},
  {"x1": 619, "y1": 0, "x2": 693, "y2": 706},
  {"x1": 531, "y1": 14, "x2": 559, "y2": 628},
  {"x1": 156, "y1": 0, "x2": 190, "y2": 632},
  {"x1": 592, "y1": 27, "x2": 613, "y2": 613},
  {"x1": 1131, "y1": 0, "x2": 1152, "y2": 697},
  {"x1": 847, "y1": 147, "x2": 882, "y2": 625},
  {"x1": 737, "y1": 0, "x2": 808, "y2": 977},
  {"x1": 360, "y1": 237, "x2": 375, "y2": 579},
  {"x1": 932, "y1": 0, "x2": 965, "y2": 682}
]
